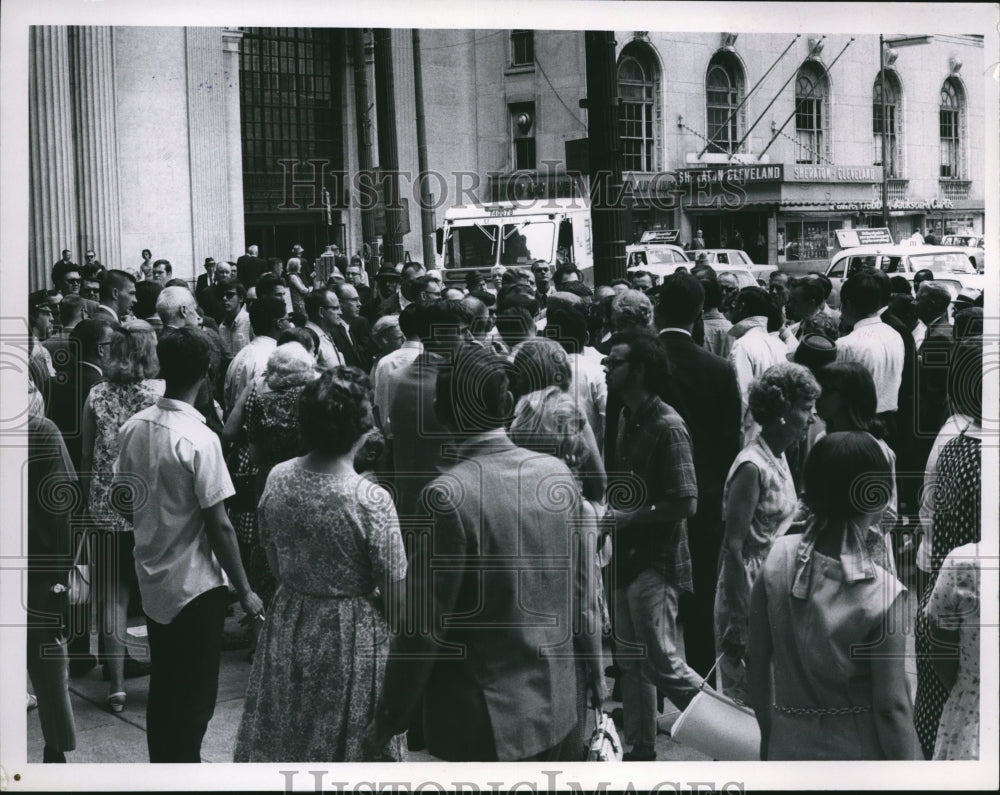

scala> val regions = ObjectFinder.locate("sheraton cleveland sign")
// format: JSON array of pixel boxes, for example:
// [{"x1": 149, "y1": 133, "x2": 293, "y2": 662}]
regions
[{"x1": 676, "y1": 164, "x2": 883, "y2": 185}]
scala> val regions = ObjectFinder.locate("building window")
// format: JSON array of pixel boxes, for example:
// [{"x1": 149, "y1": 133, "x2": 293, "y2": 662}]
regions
[
  {"x1": 239, "y1": 28, "x2": 342, "y2": 211},
  {"x1": 794, "y1": 65, "x2": 829, "y2": 164},
  {"x1": 617, "y1": 51, "x2": 657, "y2": 172},
  {"x1": 873, "y1": 72, "x2": 902, "y2": 177},
  {"x1": 706, "y1": 53, "x2": 745, "y2": 154},
  {"x1": 940, "y1": 78, "x2": 964, "y2": 178},
  {"x1": 510, "y1": 30, "x2": 534, "y2": 67},
  {"x1": 510, "y1": 102, "x2": 536, "y2": 170}
]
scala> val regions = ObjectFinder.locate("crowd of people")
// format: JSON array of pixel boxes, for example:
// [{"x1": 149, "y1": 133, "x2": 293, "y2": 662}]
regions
[{"x1": 25, "y1": 242, "x2": 983, "y2": 764}]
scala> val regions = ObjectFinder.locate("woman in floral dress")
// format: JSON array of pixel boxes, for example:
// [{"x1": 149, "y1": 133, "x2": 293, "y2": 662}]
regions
[
  {"x1": 80, "y1": 320, "x2": 164, "y2": 713},
  {"x1": 234, "y1": 367, "x2": 407, "y2": 762}
]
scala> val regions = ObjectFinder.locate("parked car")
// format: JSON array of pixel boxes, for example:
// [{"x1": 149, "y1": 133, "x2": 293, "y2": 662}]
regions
[
  {"x1": 938, "y1": 234, "x2": 985, "y2": 272},
  {"x1": 626, "y1": 260, "x2": 759, "y2": 290},
  {"x1": 686, "y1": 248, "x2": 778, "y2": 284},
  {"x1": 824, "y1": 244, "x2": 984, "y2": 308}
]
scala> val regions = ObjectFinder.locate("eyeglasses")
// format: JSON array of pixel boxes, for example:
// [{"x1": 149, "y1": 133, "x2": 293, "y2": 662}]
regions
[
  {"x1": 64, "y1": 278, "x2": 81, "y2": 285},
  {"x1": 320, "y1": 304, "x2": 341, "y2": 311}
]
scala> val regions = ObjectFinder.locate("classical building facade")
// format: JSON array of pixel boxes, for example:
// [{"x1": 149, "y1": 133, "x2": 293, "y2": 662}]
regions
[{"x1": 28, "y1": 27, "x2": 986, "y2": 289}]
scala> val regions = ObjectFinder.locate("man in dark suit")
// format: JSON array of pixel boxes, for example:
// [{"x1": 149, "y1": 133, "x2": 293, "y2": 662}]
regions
[
  {"x1": 46, "y1": 317, "x2": 114, "y2": 471},
  {"x1": 370, "y1": 345, "x2": 605, "y2": 761},
  {"x1": 876, "y1": 272, "x2": 919, "y2": 514},
  {"x1": 235, "y1": 245, "x2": 268, "y2": 290},
  {"x1": 330, "y1": 283, "x2": 374, "y2": 372},
  {"x1": 653, "y1": 273, "x2": 742, "y2": 680},
  {"x1": 913, "y1": 282, "x2": 954, "y2": 467},
  {"x1": 195, "y1": 258, "x2": 216, "y2": 295}
]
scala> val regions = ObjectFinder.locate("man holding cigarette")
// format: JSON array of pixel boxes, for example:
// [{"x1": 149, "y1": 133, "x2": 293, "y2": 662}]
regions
[{"x1": 112, "y1": 327, "x2": 262, "y2": 762}]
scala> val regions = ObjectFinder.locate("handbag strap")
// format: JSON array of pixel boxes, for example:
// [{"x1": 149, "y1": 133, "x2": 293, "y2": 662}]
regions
[
  {"x1": 71, "y1": 530, "x2": 89, "y2": 567},
  {"x1": 702, "y1": 652, "x2": 727, "y2": 690}
]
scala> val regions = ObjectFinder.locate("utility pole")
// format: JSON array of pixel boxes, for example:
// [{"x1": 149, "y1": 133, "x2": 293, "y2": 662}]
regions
[
  {"x1": 583, "y1": 31, "x2": 626, "y2": 284},
  {"x1": 412, "y1": 29, "x2": 437, "y2": 268},
  {"x1": 373, "y1": 29, "x2": 404, "y2": 265},
  {"x1": 351, "y1": 29, "x2": 377, "y2": 271}
]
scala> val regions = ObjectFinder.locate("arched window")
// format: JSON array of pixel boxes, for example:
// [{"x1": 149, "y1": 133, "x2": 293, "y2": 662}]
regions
[
  {"x1": 940, "y1": 78, "x2": 964, "y2": 178},
  {"x1": 706, "y1": 53, "x2": 745, "y2": 154},
  {"x1": 617, "y1": 46, "x2": 659, "y2": 172},
  {"x1": 794, "y1": 65, "x2": 830, "y2": 164},
  {"x1": 873, "y1": 72, "x2": 902, "y2": 177}
]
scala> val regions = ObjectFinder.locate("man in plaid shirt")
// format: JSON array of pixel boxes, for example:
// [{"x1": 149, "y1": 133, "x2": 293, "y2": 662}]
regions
[{"x1": 604, "y1": 329, "x2": 704, "y2": 762}]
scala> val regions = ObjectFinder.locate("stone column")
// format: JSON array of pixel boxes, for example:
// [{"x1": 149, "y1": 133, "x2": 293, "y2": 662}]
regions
[
  {"x1": 185, "y1": 27, "x2": 233, "y2": 273},
  {"x1": 30, "y1": 26, "x2": 78, "y2": 289},
  {"x1": 69, "y1": 26, "x2": 123, "y2": 272},
  {"x1": 222, "y1": 27, "x2": 245, "y2": 260}
]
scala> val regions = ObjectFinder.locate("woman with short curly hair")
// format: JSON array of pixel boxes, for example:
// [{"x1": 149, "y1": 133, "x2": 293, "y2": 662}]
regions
[
  {"x1": 234, "y1": 367, "x2": 407, "y2": 762},
  {"x1": 714, "y1": 361, "x2": 820, "y2": 700},
  {"x1": 610, "y1": 289, "x2": 654, "y2": 334}
]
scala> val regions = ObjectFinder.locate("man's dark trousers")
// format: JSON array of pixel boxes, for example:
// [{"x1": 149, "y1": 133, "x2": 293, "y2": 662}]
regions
[
  {"x1": 680, "y1": 507, "x2": 722, "y2": 679},
  {"x1": 145, "y1": 586, "x2": 228, "y2": 762}
]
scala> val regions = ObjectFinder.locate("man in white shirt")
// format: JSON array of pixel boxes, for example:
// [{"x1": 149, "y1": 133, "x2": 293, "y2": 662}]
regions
[
  {"x1": 223, "y1": 296, "x2": 287, "y2": 413},
  {"x1": 727, "y1": 288, "x2": 788, "y2": 444},
  {"x1": 94, "y1": 269, "x2": 137, "y2": 324},
  {"x1": 371, "y1": 303, "x2": 422, "y2": 437},
  {"x1": 113, "y1": 327, "x2": 262, "y2": 762},
  {"x1": 835, "y1": 270, "x2": 904, "y2": 416}
]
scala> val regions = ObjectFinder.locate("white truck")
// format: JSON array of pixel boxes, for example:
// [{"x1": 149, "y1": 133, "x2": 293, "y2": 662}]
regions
[{"x1": 435, "y1": 198, "x2": 593, "y2": 285}]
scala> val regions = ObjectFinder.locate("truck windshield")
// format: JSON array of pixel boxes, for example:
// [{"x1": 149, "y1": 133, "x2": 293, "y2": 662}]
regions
[
  {"x1": 444, "y1": 224, "x2": 499, "y2": 269},
  {"x1": 499, "y1": 221, "x2": 555, "y2": 266}
]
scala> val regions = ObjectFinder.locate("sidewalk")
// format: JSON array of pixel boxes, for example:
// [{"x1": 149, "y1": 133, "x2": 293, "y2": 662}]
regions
[{"x1": 28, "y1": 595, "x2": 919, "y2": 764}]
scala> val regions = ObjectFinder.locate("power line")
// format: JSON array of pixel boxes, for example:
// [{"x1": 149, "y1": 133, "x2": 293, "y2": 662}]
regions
[{"x1": 535, "y1": 49, "x2": 588, "y2": 129}]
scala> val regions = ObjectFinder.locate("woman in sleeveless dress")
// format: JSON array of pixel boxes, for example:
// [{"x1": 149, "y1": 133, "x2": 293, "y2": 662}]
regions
[
  {"x1": 80, "y1": 321, "x2": 164, "y2": 713},
  {"x1": 715, "y1": 362, "x2": 819, "y2": 700}
]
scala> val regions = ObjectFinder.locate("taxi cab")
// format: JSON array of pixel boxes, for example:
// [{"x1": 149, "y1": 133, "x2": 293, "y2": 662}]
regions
[{"x1": 824, "y1": 241, "x2": 984, "y2": 308}]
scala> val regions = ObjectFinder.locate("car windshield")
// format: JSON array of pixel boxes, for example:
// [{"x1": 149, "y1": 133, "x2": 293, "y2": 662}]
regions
[
  {"x1": 942, "y1": 236, "x2": 980, "y2": 247},
  {"x1": 907, "y1": 252, "x2": 976, "y2": 274}
]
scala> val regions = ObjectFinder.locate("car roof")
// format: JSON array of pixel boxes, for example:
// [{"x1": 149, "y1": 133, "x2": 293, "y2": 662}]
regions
[{"x1": 831, "y1": 244, "x2": 969, "y2": 259}]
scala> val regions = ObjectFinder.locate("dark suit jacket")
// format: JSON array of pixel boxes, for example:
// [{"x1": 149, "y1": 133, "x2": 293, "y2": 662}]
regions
[
  {"x1": 915, "y1": 316, "x2": 953, "y2": 447},
  {"x1": 375, "y1": 292, "x2": 403, "y2": 320},
  {"x1": 197, "y1": 285, "x2": 226, "y2": 324},
  {"x1": 195, "y1": 273, "x2": 211, "y2": 294},
  {"x1": 235, "y1": 255, "x2": 268, "y2": 289},
  {"x1": 327, "y1": 318, "x2": 373, "y2": 373},
  {"x1": 387, "y1": 353, "x2": 455, "y2": 528},
  {"x1": 657, "y1": 329, "x2": 741, "y2": 523},
  {"x1": 382, "y1": 433, "x2": 591, "y2": 761},
  {"x1": 46, "y1": 359, "x2": 104, "y2": 472}
]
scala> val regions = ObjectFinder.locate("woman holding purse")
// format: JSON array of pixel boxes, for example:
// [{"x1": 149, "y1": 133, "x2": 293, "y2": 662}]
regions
[{"x1": 747, "y1": 432, "x2": 920, "y2": 760}]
